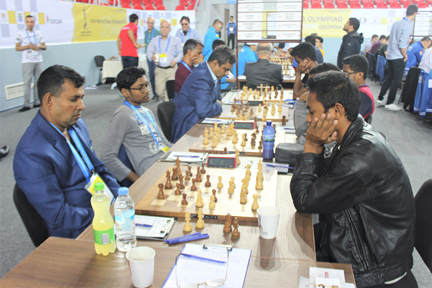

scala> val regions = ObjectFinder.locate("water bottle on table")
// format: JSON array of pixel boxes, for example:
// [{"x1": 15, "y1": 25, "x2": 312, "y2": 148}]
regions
[
  {"x1": 114, "y1": 187, "x2": 137, "y2": 252},
  {"x1": 262, "y1": 121, "x2": 275, "y2": 162}
]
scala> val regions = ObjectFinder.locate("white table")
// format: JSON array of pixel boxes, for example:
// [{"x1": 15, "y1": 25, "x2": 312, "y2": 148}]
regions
[{"x1": 102, "y1": 55, "x2": 149, "y2": 82}]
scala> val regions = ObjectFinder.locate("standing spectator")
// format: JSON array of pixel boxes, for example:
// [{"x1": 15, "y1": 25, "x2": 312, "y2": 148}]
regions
[
  {"x1": 370, "y1": 35, "x2": 386, "y2": 55},
  {"x1": 144, "y1": 17, "x2": 160, "y2": 100},
  {"x1": 337, "y1": 17, "x2": 364, "y2": 69},
  {"x1": 315, "y1": 36, "x2": 325, "y2": 59},
  {"x1": 362, "y1": 34, "x2": 378, "y2": 55},
  {"x1": 226, "y1": 16, "x2": 236, "y2": 50},
  {"x1": 419, "y1": 47, "x2": 432, "y2": 74},
  {"x1": 305, "y1": 35, "x2": 323, "y2": 64},
  {"x1": 175, "y1": 39, "x2": 204, "y2": 95},
  {"x1": 175, "y1": 16, "x2": 202, "y2": 45},
  {"x1": 15, "y1": 15, "x2": 46, "y2": 112},
  {"x1": 146, "y1": 21, "x2": 183, "y2": 102},
  {"x1": 203, "y1": 19, "x2": 223, "y2": 61},
  {"x1": 376, "y1": 5, "x2": 418, "y2": 111},
  {"x1": 117, "y1": 14, "x2": 143, "y2": 69},
  {"x1": 405, "y1": 36, "x2": 431, "y2": 74}
]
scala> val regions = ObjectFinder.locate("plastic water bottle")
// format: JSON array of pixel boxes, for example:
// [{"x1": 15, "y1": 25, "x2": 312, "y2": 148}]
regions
[
  {"x1": 114, "y1": 187, "x2": 137, "y2": 252},
  {"x1": 91, "y1": 182, "x2": 116, "y2": 256},
  {"x1": 262, "y1": 121, "x2": 275, "y2": 161}
]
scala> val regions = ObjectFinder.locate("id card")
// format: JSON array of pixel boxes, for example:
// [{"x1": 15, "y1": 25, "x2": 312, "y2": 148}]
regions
[
  {"x1": 85, "y1": 173, "x2": 115, "y2": 204},
  {"x1": 229, "y1": 27, "x2": 234, "y2": 33},
  {"x1": 159, "y1": 53, "x2": 167, "y2": 64},
  {"x1": 158, "y1": 144, "x2": 169, "y2": 153}
]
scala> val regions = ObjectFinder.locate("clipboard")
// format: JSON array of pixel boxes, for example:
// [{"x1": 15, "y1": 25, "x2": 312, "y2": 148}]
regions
[{"x1": 135, "y1": 215, "x2": 177, "y2": 241}]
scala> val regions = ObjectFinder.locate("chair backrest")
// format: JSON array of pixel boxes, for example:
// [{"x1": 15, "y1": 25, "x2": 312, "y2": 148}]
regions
[
  {"x1": 376, "y1": 55, "x2": 387, "y2": 83},
  {"x1": 117, "y1": 145, "x2": 135, "y2": 188},
  {"x1": 94, "y1": 55, "x2": 105, "y2": 68},
  {"x1": 157, "y1": 101, "x2": 176, "y2": 141},
  {"x1": 364, "y1": 114, "x2": 373, "y2": 124},
  {"x1": 415, "y1": 179, "x2": 432, "y2": 273},
  {"x1": 13, "y1": 184, "x2": 49, "y2": 247},
  {"x1": 166, "y1": 80, "x2": 176, "y2": 101}
]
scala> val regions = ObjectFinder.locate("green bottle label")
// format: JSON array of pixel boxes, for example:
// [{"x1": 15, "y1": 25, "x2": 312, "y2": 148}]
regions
[{"x1": 93, "y1": 227, "x2": 115, "y2": 245}]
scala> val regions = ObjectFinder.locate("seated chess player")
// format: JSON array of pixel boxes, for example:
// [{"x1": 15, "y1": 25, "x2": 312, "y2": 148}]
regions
[
  {"x1": 174, "y1": 39, "x2": 204, "y2": 97},
  {"x1": 171, "y1": 46, "x2": 235, "y2": 143},
  {"x1": 244, "y1": 43, "x2": 283, "y2": 90},
  {"x1": 290, "y1": 42, "x2": 319, "y2": 99},
  {"x1": 13, "y1": 65, "x2": 120, "y2": 239},
  {"x1": 101, "y1": 67, "x2": 171, "y2": 183},
  {"x1": 212, "y1": 39, "x2": 236, "y2": 91},
  {"x1": 290, "y1": 71, "x2": 416, "y2": 288},
  {"x1": 237, "y1": 43, "x2": 257, "y2": 76}
]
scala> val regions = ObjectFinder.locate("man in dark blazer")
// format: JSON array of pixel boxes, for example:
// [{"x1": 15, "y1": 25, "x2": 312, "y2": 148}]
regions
[
  {"x1": 171, "y1": 46, "x2": 235, "y2": 143},
  {"x1": 14, "y1": 65, "x2": 119, "y2": 239},
  {"x1": 244, "y1": 43, "x2": 283, "y2": 90}
]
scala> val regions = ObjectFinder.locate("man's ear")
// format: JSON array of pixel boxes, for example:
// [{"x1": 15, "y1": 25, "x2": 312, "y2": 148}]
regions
[
  {"x1": 44, "y1": 93, "x2": 54, "y2": 109},
  {"x1": 333, "y1": 103, "x2": 345, "y2": 120},
  {"x1": 357, "y1": 72, "x2": 364, "y2": 82},
  {"x1": 121, "y1": 88, "x2": 130, "y2": 99}
]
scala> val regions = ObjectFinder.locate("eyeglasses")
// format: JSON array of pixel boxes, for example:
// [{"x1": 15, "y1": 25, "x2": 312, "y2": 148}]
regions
[
  {"x1": 218, "y1": 25, "x2": 223, "y2": 28},
  {"x1": 147, "y1": 22, "x2": 154, "y2": 24},
  {"x1": 181, "y1": 23, "x2": 189, "y2": 26},
  {"x1": 129, "y1": 82, "x2": 150, "y2": 92},
  {"x1": 344, "y1": 71, "x2": 357, "y2": 76}
]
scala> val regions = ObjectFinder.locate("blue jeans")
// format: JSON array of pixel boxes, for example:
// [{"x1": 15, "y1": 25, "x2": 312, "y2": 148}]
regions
[
  {"x1": 121, "y1": 56, "x2": 138, "y2": 69},
  {"x1": 147, "y1": 59, "x2": 157, "y2": 97},
  {"x1": 378, "y1": 58, "x2": 406, "y2": 105}
]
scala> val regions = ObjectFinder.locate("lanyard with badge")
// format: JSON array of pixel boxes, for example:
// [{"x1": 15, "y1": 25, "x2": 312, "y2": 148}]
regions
[
  {"x1": 123, "y1": 101, "x2": 169, "y2": 152},
  {"x1": 26, "y1": 29, "x2": 40, "y2": 59},
  {"x1": 180, "y1": 61, "x2": 192, "y2": 72},
  {"x1": 146, "y1": 29, "x2": 155, "y2": 45},
  {"x1": 49, "y1": 123, "x2": 115, "y2": 203},
  {"x1": 158, "y1": 36, "x2": 171, "y2": 64}
]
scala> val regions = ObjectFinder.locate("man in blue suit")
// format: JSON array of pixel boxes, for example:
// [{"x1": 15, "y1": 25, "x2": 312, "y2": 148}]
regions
[
  {"x1": 203, "y1": 19, "x2": 223, "y2": 62},
  {"x1": 14, "y1": 65, "x2": 119, "y2": 239},
  {"x1": 171, "y1": 46, "x2": 236, "y2": 143}
]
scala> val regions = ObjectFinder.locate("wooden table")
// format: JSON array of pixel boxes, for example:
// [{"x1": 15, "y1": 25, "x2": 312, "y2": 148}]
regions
[{"x1": 0, "y1": 237, "x2": 355, "y2": 287}]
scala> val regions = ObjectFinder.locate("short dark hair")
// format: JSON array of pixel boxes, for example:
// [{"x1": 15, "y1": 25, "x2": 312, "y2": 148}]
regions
[
  {"x1": 386, "y1": 35, "x2": 390, "y2": 41},
  {"x1": 183, "y1": 39, "x2": 204, "y2": 56},
  {"x1": 213, "y1": 19, "x2": 222, "y2": 25},
  {"x1": 406, "y1": 4, "x2": 418, "y2": 16},
  {"x1": 116, "y1": 67, "x2": 146, "y2": 92},
  {"x1": 305, "y1": 35, "x2": 316, "y2": 46},
  {"x1": 372, "y1": 34, "x2": 378, "y2": 39},
  {"x1": 37, "y1": 65, "x2": 85, "y2": 104},
  {"x1": 308, "y1": 63, "x2": 340, "y2": 77},
  {"x1": 316, "y1": 36, "x2": 324, "y2": 44},
  {"x1": 421, "y1": 36, "x2": 431, "y2": 42},
  {"x1": 342, "y1": 54, "x2": 369, "y2": 80},
  {"x1": 379, "y1": 35, "x2": 386, "y2": 40},
  {"x1": 25, "y1": 15, "x2": 34, "y2": 19},
  {"x1": 180, "y1": 16, "x2": 190, "y2": 23},
  {"x1": 308, "y1": 71, "x2": 360, "y2": 122},
  {"x1": 129, "y1": 14, "x2": 138, "y2": 23},
  {"x1": 230, "y1": 16, "x2": 233, "y2": 18},
  {"x1": 291, "y1": 42, "x2": 316, "y2": 62},
  {"x1": 349, "y1": 17, "x2": 360, "y2": 31},
  {"x1": 208, "y1": 46, "x2": 236, "y2": 66},
  {"x1": 212, "y1": 39, "x2": 225, "y2": 50}
]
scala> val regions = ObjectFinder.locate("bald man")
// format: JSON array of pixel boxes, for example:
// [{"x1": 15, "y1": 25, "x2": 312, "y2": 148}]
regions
[
  {"x1": 244, "y1": 43, "x2": 283, "y2": 90},
  {"x1": 144, "y1": 17, "x2": 161, "y2": 100},
  {"x1": 146, "y1": 20, "x2": 183, "y2": 102}
]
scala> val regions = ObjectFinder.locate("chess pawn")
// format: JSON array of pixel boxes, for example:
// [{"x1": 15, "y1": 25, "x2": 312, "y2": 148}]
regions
[
  {"x1": 205, "y1": 175, "x2": 211, "y2": 187},
  {"x1": 157, "y1": 183, "x2": 165, "y2": 199},
  {"x1": 191, "y1": 179, "x2": 197, "y2": 191},
  {"x1": 251, "y1": 194, "x2": 259, "y2": 211},
  {"x1": 240, "y1": 137, "x2": 246, "y2": 148},
  {"x1": 200, "y1": 163, "x2": 206, "y2": 174},
  {"x1": 172, "y1": 167, "x2": 179, "y2": 181},
  {"x1": 196, "y1": 189, "x2": 204, "y2": 208},
  {"x1": 223, "y1": 213, "x2": 232, "y2": 233},
  {"x1": 226, "y1": 126, "x2": 233, "y2": 136},
  {"x1": 231, "y1": 217, "x2": 240, "y2": 239},
  {"x1": 181, "y1": 193, "x2": 188, "y2": 206},
  {"x1": 196, "y1": 167, "x2": 202, "y2": 182},
  {"x1": 232, "y1": 132, "x2": 238, "y2": 144},
  {"x1": 228, "y1": 182, "x2": 235, "y2": 195},
  {"x1": 196, "y1": 208, "x2": 205, "y2": 229},
  {"x1": 184, "y1": 212, "x2": 193, "y2": 232},
  {"x1": 179, "y1": 175, "x2": 185, "y2": 189},
  {"x1": 209, "y1": 195, "x2": 216, "y2": 210},
  {"x1": 165, "y1": 171, "x2": 173, "y2": 189},
  {"x1": 203, "y1": 128, "x2": 209, "y2": 145},
  {"x1": 209, "y1": 128, "x2": 214, "y2": 140},
  {"x1": 217, "y1": 176, "x2": 223, "y2": 189},
  {"x1": 258, "y1": 104, "x2": 262, "y2": 113},
  {"x1": 230, "y1": 177, "x2": 236, "y2": 189},
  {"x1": 175, "y1": 183, "x2": 182, "y2": 195},
  {"x1": 235, "y1": 149, "x2": 241, "y2": 165},
  {"x1": 221, "y1": 124, "x2": 226, "y2": 134},
  {"x1": 255, "y1": 175, "x2": 263, "y2": 190},
  {"x1": 240, "y1": 191, "x2": 247, "y2": 204}
]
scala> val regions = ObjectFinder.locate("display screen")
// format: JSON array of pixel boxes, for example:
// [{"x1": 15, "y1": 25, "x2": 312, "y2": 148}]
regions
[
  {"x1": 207, "y1": 157, "x2": 236, "y2": 168},
  {"x1": 248, "y1": 100, "x2": 263, "y2": 106},
  {"x1": 234, "y1": 122, "x2": 254, "y2": 130}
]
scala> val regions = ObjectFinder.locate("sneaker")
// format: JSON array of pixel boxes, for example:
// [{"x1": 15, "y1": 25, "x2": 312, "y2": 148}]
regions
[
  {"x1": 376, "y1": 99, "x2": 386, "y2": 107},
  {"x1": 384, "y1": 103, "x2": 402, "y2": 111},
  {"x1": 18, "y1": 106, "x2": 31, "y2": 112},
  {"x1": 33, "y1": 104, "x2": 41, "y2": 108}
]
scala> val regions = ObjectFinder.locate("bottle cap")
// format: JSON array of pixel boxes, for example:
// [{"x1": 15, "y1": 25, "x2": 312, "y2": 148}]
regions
[
  {"x1": 118, "y1": 187, "x2": 129, "y2": 195},
  {"x1": 266, "y1": 121, "x2": 272, "y2": 126},
  {"x1": 94, "y1": 182, "x2": 104, "y2": 191}
]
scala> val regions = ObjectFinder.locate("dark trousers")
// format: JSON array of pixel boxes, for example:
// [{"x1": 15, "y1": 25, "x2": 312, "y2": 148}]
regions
[
  {"x1": 377, "y1": 58, "x2": 406, "y2": 105},
  {"x1": 121, "y1": 56, "x2": 139, "y2": 68},
  {"x1": 227, "y1": 34, "x2": 235, "y2": 50},
  {"x1": 147, "y1": 59, "x2": 157, "y2": 97}
]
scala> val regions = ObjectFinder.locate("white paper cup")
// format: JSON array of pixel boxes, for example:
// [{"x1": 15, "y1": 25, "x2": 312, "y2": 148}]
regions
[
  {"x1": 257, "y1": 206, "x2": 281, "y2": 239},
  {"x1": 154, "y1": 53, "x2": 160, "y2": 63},
  {"x1": 126, "y1": 246, "x2": 156, "y2": 288}
]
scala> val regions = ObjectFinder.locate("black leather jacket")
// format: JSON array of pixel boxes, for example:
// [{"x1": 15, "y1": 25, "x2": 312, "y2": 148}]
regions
[
  {"x1": 337, "y1": 31, "x2": 364, "y2": 69},
  {"x1": 290, "y1": 116, "x2": 415, "y2": 288}
]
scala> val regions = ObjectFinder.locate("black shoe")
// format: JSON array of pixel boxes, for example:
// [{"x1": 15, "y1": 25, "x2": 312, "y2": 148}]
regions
[
  {"x1": 18, "y1": 107, "x2": 31, "y2": 112},
  {"x1": 33, "y1": 104, "x2": 41, "y2": 108},
  {"x1": 152, "y1": 95, "x2": 158, "y2": 100},
  {"x1": 0, "y1": 146, "x2": 9, "y2": 159}
]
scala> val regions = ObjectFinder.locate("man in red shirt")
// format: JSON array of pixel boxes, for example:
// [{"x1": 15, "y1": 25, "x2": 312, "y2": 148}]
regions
[
  {"x1": 175, "y1": 39, "x2": 204, "y2": 96},
  {"x1": 117, "y1": 14, "x2": 143, "y2": 68}
]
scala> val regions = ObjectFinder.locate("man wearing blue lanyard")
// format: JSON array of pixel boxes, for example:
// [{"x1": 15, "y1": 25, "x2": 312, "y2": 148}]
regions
[
  {"x1": 144, "y1": 17, "x2": 161, "y2": 100},
  {"x1": 14, "y1": 65, "x2": 119, "y2": 239},
  {"x1": 203, "y1": 19, "x2": 224, "y2": 62},
  {"x1": 146, "y1": 20, "x2": 183, "y2": 102},
  {"x1": 15, "y1": 15, "x2": 47, "y2": 112},
  {"x1": 175, "y1": 39, "x2": 204, "y2": 96},
  {"x1": 226, "y1": 16, "x2": 236, "y2": 50},
  {"x1": 175, "y1": 16, "x2": 202, "y2": 45},
  {"x1": 101, "y1": 67, "x2": 172, "y2": 184}
]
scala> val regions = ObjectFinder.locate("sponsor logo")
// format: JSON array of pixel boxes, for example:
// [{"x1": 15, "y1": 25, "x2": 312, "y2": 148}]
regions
[
  {"x1": 17, "y1": 13, "x2": 23, "y2": 22},
  {"x1": 45, "y1": 15, "x2": 62, "y2": 24}
]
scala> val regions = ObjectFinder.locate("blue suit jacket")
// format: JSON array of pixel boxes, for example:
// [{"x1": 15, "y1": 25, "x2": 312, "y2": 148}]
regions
[
  {"x1": 13, "y1": 111, "x2": 119, "y2": 239},
  {"x1": 171, "y1": 62, "x2": 222, "y2": 143}
]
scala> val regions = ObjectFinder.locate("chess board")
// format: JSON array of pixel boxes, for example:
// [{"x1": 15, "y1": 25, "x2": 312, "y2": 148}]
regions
[
  {"x1": 135, "y1": 166, "x2": 278, "y2": 222},
  {"x1": 222, "y1": 89, "x2": 293, "y2": 104},
  {"x1": 219, "y1": 104, "x2": 289, "y2": 122},
  {"x1": 189, "y1": 126, "x2": 292, "y2": 156}
]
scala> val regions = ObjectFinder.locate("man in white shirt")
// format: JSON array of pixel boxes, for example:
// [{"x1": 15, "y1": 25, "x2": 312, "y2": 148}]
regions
[
  {"x1": 418, "y1": 47, "x2": 432, "y2": 74},
  {"x1": 15, "y1": 15, "x2": 46, "y2": 112}
]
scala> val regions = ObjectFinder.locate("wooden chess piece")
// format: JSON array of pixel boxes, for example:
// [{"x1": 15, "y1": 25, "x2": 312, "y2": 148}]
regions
[
  {"x1": 251, "y1": 194, "x2": 259, "y2": 211},
  {"x1": 178, "y1": 175, "x2": 185, "y2": 189},
  {"x1": 181, "y1": 193, "x2": 188, "y2": 206},
  {"x1": 240, "y1": 135, "x2": 246, "y2": 148},
  {"x1": 232, "y1": 132, "x2": 238, "y2": 144},
  {"x1": 240, "y1": 191, "x2": 247, "y2": 204},
  {"x1": 251, "y1": 138, "x2": 256, "y2": 147},
  {"x1": 228, "y1": 182, "x2": 235, "y2": 195},
  {"x1": 255, "y1": 174, "x2": 263, "y2": 190},
  {"x1": 165, "y1": 170, "x2": 173, "y2": 189},
  {"x1": 176, "y1": 156, "x2": 181, "y2": 169},
  {"x1": 282, "y1": 115, "x2": 287, "y2": 126},
  {"x1": 196, "y1": 189, "x2": 204, "y2": 208},
  {"x1": 212, "y1": 189, "x2": 218, "y2": 203},
  {"x1": 172, "y1": 167, "x2": 179, "y2": 181},
  {"x1": 184, "y1": 212, "x2": 193, "y2": 232},
  {"x1": 231, "y1": 217, "x2": 240, "y2": 238},
  {"x1": 175, "y1": 183, "x2": 182, "y2": 195},
  {"x1": 196, "y1": 208, "x2": 205, "y2": 228},
  {"x1": 185, "y1": 173, "x2": 190, "y2": 181},
  {"x1": 217, "y1": 176, "x2": 223, "y2": 189},
  {"x1": 195, "y1": 167, "x2": 202, "y2": 182},
  {"x1": 203, "y1": 128, "x2": 209, "y2": 145},
  {"x1": 273, "y1": 124, "x2": 277, "y2": 135},
  {"x1": 230, "y1": 177, "x2": 236, "y2": 188},
  {"x1": 205, "y1": 175, "x2": 211, "y2": 187},
  {"x1": 278, "y1": 99, "x2": 283, "y2": 113},
  {"x1": 223, "y1": 147, "x2": 228, "y2": 154},
  {"x1": 191, "y1": 179, "x2": 197, "y2": 191},
  {"x1": 223, "y1": 213, "x2": 232, "y2": 233},
  {"x1": 235, "y1": 149, "x2": 241, "y2": 165},
  {"x1": 209, "y1": 127, "x2": 214, "y2": 140},
  {"x1": 187, "y1": 166, "x2": 193, "y2": 177},
  {"x1": 200, "y1": 163, "x2": 206, "y2": 174},
  {"x1": 157, "y1": 184, "x2": 165, "y2": 199},
  {"x1": 209, "y1": 195, "x2": 216, "y2": 210}
]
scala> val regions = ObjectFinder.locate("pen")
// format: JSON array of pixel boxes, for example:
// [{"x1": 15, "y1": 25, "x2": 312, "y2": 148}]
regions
[
  {"x1": 266, "y1": 164, "x2": 295, "y2": 169},
  {"x1": 204, "y1": 119, "x2": 222, "y2": 122},
  {"x1": 164, "y1": 232, "x2": 201, "y2": 243},
  {"x1": 166, "y1": 234, "x2": 209, "y2": 245},
  {"x1": 172, "y1": 155, "x2": 201, "y2": 158},
  {"x1": 136, "y1": 223, "x2": 153, "y2": 228}
]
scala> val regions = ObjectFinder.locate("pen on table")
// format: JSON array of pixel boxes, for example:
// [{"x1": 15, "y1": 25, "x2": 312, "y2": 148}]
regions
[
  {"x1": 266, "y1": 164, "x2": 295, "y2": 170},
  {"x1": 136, "y1": 223, "x2": 153, "y2": 228},
  {"x1": 172, "y1": 155, "x2": 201, "y2": 158},
  {"x1": 204, "y1": 119, "x2": 222, "y2": 122},
  {"x1": 164, "y1": 232, "x2": 202, "y2": 243},
  {"x1": 166, "y1": 234, "x2": 209, "y2": 245}
]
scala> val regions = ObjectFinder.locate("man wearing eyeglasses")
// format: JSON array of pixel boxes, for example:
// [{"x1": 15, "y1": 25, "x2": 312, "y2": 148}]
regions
[
  {"x1": 203, "y1": 19, "x2": 223, "y2": 62},
  {"x1": 101, "y1": 67, "x2": 171, "y2": 184},
  {"x1": 175, "y1": 16, "x2": 202, "y2": 45},
  {"x1": 144, "y1": 17, "x2": 161, "y2": 100}
]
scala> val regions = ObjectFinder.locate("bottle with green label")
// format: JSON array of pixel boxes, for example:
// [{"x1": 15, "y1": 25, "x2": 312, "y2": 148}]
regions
[{"x1": 91, "y1": 182, "x2": 116, "y2": 256}]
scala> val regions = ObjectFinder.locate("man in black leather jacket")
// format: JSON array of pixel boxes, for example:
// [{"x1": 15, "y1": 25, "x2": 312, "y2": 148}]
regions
[
  {"x1": 290, "y1": 71, "x2": 416, "y2": 288},
  {"x1": 337, "y1": 17, "x2": 364, "y2": 69}
]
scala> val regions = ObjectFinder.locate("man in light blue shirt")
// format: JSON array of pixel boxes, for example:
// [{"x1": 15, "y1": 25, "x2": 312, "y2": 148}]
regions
[
  {"x1": 236, "y1": 43, "x2": 257, "y2": 76},
  {"x1": 203, "y1": 19, "x2": 223, "y2": 61},
  {"x1": 175, "y1": 16, "x2": 202, "y2": 45},
  {"x1": 377, "y1": 4, "x2": 418, "y2": 111},
  {"x1": 146, "y1": 20, "x2": 183, "y2": 102}
]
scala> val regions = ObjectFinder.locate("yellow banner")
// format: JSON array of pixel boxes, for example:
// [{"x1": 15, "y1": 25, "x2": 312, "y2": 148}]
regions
[
  {"x1": 72, "y1": 4, "x2": 127, "y2": 43},
  {"x1": 302, "y1": 10, "x2": 352, "y2": 38}
]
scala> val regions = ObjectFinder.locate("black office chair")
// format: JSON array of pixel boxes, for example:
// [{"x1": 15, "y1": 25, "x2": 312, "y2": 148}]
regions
[
  {"x1": 94, "y1": 55, "x2": 105, "y2": 85},
  {"x1": 117, "y1": 144, "x2": 135, "y2": 188},
  {"x1": 13, "y1": 184, "x2": 49, "y2": 247},
  {"x1": 415, "y1": 179, "x2": 432, "y2": 273},
  {"x1": 399, "y1": 67, "x2": 422, "y2": 112},
  {"x1": 157, "y1": 102, "x2": 176, "y2": 141},
  {"x1": 364, "y1": 114, "x2": 373, "y2": 124},
  {"x1": 165, "y1": 80, "x2": 176, "y2": 101}
]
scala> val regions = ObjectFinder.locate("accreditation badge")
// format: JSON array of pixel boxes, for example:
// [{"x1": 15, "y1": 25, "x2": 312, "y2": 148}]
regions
[
  {"x1": 159, "y1": 53, "x2": 167, "y2": 63},
  {"x1": 158, "y1": 143, "x2": 169, "y2": 153},
  {"x1": 85, "y1": 173, "x2": 115, "y2": 204}
]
